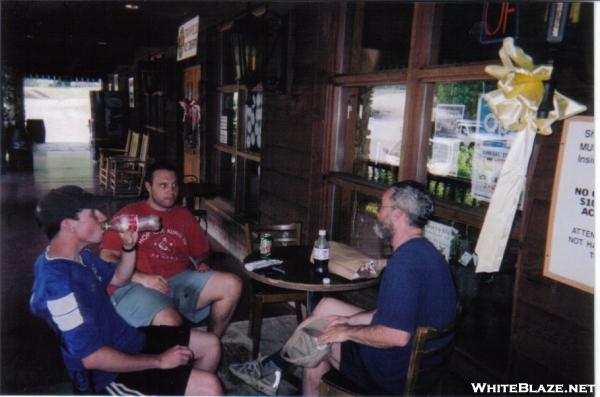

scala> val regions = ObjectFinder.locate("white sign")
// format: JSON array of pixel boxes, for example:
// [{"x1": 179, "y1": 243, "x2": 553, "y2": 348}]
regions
[
  {"x1": 177, "y1": 16, "x2": 199, "y2": 61},
  {"x1": 424, "y1": 221, "x2": 458, "y2": 261},
  {"x1": 544, "y1": 116, "x2": 594, "y2": 293}
]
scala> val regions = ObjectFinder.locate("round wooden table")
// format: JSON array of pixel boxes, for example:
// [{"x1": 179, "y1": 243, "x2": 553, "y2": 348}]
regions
[{"x1": 244, "y1": 245, "x2": 380, "y2": 311}]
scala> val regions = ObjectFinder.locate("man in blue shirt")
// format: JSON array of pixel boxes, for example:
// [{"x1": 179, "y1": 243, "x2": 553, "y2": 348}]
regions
[
  {"x1": 230, "y1": 181, "x2": 457, "y2": 395},
  {"x1": 30, "y1": 185, "x2": 222, "y2": 395}
]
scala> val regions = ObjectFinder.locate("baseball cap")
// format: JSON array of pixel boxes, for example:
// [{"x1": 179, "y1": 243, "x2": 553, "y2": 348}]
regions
[{"x1": 35, "y1": 185, "x2": 110, "y2": 228}]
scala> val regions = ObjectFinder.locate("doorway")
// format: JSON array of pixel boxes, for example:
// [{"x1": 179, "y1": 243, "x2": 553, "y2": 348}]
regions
[{"x1": 23, "y1": 78, "x2": 101, "y2": 143}]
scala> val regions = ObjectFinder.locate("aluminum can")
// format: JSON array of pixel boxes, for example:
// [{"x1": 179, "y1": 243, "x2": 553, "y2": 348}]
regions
[{"x1": 259, "y1": 233, "x2": 273, "y2": 257}]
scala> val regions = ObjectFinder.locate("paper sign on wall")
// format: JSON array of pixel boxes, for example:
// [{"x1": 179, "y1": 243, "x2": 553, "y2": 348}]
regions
[
  {"x1": 544, "y1": 116, "x2": 594, "y2": 293},
  {"x1": 424, "y1": 221, "x2": 458, "y2": 261},
  {"x1": 177, "y1": 16, "x2": 199, "y2": 61}
]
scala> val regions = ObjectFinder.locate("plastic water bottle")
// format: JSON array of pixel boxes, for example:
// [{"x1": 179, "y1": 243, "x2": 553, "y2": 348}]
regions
[
  {"x1": 312, "y1": 229, "x2": 329, "y2": 275},
  {"x1": 102, "y1": 214, "x2": 161, "y2": 233}
]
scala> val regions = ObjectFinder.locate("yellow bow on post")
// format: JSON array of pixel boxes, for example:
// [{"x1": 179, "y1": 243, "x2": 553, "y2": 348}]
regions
[{"x1": 474, "y1": 37, "x2": 586, "y2": 273}]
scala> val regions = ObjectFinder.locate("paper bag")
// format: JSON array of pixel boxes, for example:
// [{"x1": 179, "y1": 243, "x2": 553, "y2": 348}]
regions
[{"x1": 312, "y1": 241, "x2": 386, "y2": 280}]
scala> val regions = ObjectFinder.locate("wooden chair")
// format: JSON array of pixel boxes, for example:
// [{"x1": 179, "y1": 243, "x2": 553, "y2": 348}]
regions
[
  {"x1": 244, "y1": 222, "x2": 307, "y2": 359},
  {"x1": 106, "y1": 133, "x2": 150, "y2": 197},
  {"x1": 319, "y1": 319, "x2": 457, "y2": 396},
  {"x1": 99, "y1": 130, "x2": 138, "y2": 189},
  {"x1": 98, "y1": 130, "x2": 136, "y2": 189}
]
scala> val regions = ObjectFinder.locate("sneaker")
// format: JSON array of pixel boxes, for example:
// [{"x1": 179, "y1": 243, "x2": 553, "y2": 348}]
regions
[{"x1": 229, "y1": 356, "x2": 282, "y2": 396}]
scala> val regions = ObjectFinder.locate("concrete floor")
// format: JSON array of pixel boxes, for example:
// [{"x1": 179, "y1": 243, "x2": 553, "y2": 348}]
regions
[{"x1": 0, "y1": 143, "x2": 292, "y2": 394}]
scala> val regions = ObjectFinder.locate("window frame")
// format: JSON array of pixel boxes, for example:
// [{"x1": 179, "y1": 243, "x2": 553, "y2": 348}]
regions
[{"x1": 326, "y1": 2, "x2": 519, "y2": 238}]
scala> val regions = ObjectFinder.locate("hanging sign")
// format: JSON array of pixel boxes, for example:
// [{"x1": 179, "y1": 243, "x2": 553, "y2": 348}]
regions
[
  {"x1": 177, "y1": 16, "x2": 199, "y2": 61},
  {"x1": 543, "y1": 116, "x2": 594, "y2": 293}
]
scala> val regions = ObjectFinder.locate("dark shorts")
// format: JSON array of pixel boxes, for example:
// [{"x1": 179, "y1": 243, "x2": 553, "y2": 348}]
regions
[
  {"x1": 109, "y1": 326, "x2": 193, "y2": 396},
  {"x1": 340, "y1": 341, "x2": 376, "y2": 391}
]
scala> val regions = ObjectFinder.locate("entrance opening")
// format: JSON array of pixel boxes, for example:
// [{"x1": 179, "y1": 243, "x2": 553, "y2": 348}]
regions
[{"x1": 24, "y1": 78, "x2": 101, "y2": 143}]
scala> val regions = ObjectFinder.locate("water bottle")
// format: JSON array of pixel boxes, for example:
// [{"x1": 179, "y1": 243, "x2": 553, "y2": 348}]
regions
[
  {"x1": 312, "y1": 229, "x2": 329, "y2": 275},
  {"x1": 102, "y1": 214, "x2": 161, "y2": 233}
]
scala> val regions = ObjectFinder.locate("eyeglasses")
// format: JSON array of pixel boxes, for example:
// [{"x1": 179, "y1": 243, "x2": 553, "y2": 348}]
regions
[{"x1": 375, "y1": 204, "x2": 395, "y2": 211}]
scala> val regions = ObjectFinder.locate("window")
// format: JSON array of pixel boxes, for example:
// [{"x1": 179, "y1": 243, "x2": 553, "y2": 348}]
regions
[
  {"x1": 426, "y1": 80, "x2": 508, "y2": 207},
  {"x1": 349, "y1": 85, "x2": 406, "y2": 183},
  {"x1": 211, "y1": 20, "x2": 264, "y2": 220},
  {"x1": 329, "y1": 3, "x2": 413, "y2": 255},
  {"x1": 213, "y1": 88, "x2": 262, "y2": 218}
]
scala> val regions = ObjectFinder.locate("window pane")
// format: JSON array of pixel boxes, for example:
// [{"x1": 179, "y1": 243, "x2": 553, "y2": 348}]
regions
[
  {"x1": 351, "y1": 85, "x2": 405, "y2": 183},
  {"x1": 352, "y1": 192, "x2": 391, "y2": 258},
  {"x1": 427, "y1": 80, "x2": 515, "y2": 205},
  {"x1": 219, "y1": 92, "x2": 238, "y2": 146},
  {"x1": 218, "y1": 151, "x2": 235, "y2": 202},
  {"x1": 437, "y1": 3, "x2": 594, "y2": 68},
  {"x1": 359, "y1": 3, "x2": 413, "y2": 71},
  {"x1": 244, "y1": 92, "x2": 262, "y2": 152}
]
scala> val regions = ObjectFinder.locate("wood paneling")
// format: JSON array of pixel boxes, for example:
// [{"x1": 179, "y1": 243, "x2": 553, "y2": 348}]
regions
[{"x1": 258, "y1": 4, "x2": 336, "y2": 241}]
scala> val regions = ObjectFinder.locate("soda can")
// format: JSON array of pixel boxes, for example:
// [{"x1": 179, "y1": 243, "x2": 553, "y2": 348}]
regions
[{"x1": 259, "y1": 233, "x2": 273, "y2": 257}]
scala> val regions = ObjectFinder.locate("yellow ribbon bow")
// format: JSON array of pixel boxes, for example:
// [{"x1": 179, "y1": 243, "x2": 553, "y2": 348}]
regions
[
  {"x1": 484, "y1": 37, "x2": 586, "y2": 135},
  {"x1": 475, "y1": 37, "x2": 586, "y2": 274}
]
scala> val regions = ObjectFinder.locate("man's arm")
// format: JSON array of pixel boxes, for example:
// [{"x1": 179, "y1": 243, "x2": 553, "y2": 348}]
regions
[
  {"x1": 81, "y1": 345, "x2": 193, "y2": 372},
  {"x1": 101, "y1": 246, "x2": 170, "y2": 294},
  {"x1": 318, "y1": 323, "x2": 411, "y2": 348},
  {"x1": 107, "y1": 231, "x2": 138, "y2": 287}
]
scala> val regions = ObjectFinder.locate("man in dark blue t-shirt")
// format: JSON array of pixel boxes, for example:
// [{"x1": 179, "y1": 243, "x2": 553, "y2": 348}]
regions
[
  {"x1": 30, "y1": 186, "x2": 222, "y2": 395},
  {"x1": 230, "y1": 181, "x2": 457, "y2": 396}
]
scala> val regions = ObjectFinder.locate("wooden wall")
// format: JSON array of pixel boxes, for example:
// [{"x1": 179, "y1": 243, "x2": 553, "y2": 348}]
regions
[
  {"x1": 259, "y1": 3, "x2": 337, "y2": 242},
  {"x1": 511, "y1": 125, "x2": 594, "y2": 383}
]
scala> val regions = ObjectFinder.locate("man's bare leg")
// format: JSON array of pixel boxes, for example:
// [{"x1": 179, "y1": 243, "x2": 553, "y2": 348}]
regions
[
  {"x1": 196, "y1": 271, "x2": 242, "y2": 337},
  {"x1": 189, "y1": 329, "x2": 221, "y2": 372},
  {"x1": 152, "y1": 306, "x2": 183, "y2": 326}
]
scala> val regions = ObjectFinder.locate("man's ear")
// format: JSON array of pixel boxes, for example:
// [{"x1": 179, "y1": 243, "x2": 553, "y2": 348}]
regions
[
  {"x1": 391, "y1": 207, "x2": 406, "y2": 224},
  {"x1": 144, "y1": 181, "x2": 151, "y2": 193},
  {"x1": 61, "y1": 218, "x2": 75, "y2": 233}
]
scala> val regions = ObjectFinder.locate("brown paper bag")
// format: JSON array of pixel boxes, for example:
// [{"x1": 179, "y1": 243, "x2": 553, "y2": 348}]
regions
[{"x1": 312, "y1": 241, "x2": 386, "y2": 280}]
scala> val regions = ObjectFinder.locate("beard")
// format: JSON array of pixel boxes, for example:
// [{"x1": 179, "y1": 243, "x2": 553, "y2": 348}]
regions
[{"x1": 373, "y1": 218, "x2": 393, "y2": 241}]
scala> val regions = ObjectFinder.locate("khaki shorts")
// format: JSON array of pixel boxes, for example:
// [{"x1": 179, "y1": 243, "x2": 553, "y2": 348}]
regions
[{"x1": 111, "y1": 270, "x2": 213, "y2": 327}]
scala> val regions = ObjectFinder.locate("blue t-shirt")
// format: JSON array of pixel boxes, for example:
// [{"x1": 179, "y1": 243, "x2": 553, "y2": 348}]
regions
[
  {"x1": 359, "y1": 237, "x2": 457, "y2": 394},
  {"x1": 30, "y1": 249, "x2": 145, "y2": 391}
]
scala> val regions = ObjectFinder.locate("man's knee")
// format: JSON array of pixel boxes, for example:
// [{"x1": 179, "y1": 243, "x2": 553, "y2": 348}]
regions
[
  {"x1": 191, "y1": 329, "x2": 221, "y2": 354},
  {"x1": 212, "y1": 272, "x2": 242, "y2": 299},
  {"x1": 186, "y1": 369, "x2": 223, "y2": 395},
  {"x1": 312, "y1": 297, "x2": 344, "y2": 317},
  {"x1": 152, "y1": 307, "x2": 183, "y2": 326},
  {"x1": 222, "y1": 272, "x2": 242, "y2": 297}
]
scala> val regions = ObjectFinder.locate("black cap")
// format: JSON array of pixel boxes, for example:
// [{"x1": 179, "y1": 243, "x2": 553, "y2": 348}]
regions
[{"x1": 35, "y1": 185, "x2": 110, "y2": 228}]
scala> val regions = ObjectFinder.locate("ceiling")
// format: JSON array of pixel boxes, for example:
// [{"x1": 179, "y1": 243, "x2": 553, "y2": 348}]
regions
[{"x1": 1, "y1": 1, "x2": 245, "y2": 79}]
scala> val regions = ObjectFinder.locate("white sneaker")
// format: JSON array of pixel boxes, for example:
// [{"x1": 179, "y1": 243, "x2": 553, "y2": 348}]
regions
[{"x1": 229, "y1": 357, "x2": 282, "y2": 396}]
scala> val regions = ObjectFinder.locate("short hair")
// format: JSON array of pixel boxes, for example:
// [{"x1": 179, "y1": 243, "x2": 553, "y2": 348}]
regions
[
  {"x1": 389, "y1": 180, "x2": 434, "y2": 228},
  {"x1": 144, "y1": 161, "x2": 179, "y2": 184}
]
